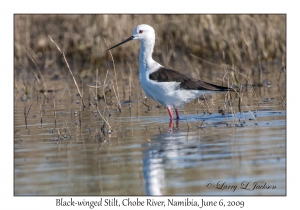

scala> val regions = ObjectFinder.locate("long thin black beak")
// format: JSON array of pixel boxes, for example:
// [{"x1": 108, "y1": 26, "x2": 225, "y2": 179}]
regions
[{"x1": 107, "y1": 36, "x2": 134, "y2": 51}]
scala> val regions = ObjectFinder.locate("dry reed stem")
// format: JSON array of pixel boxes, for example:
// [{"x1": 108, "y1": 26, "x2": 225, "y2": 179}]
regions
[
  {"x1": 222, "y1": 69, "x2": 229, "y2": 86},
  {"x1": 104, "y1": 37, "x2": 121, "y2": 111},
  {"x1": 87, "y1": 83, "x2": 109, "y2": 118},
  {"x1": 277, "y1": 67, "x2": 285, "y2": 85},
  {"x1": 96, "y1": 68, "x2": 98, "y2": 101},
  {"x1": 26, "y1": 104, "x2": 33, "y2": 117},
  {"x1": 88, "y1": 87, "x2": 91, "y2": 106},
  {"x1": 202, "y1": 95, "x2": 212, "y2": 114},
  {"x1": 227, "y1": 87, "x2": 257, "y2": 123},
  {"x1": 48, "y1": 35, "x2": 86, "y2": 107},
  {"x1": 111, "y1": 81, "x2": 121, "y2": 112},
  {"x1": 65, "y1": 83, "x2": 72, "y2": 99},
  {"x1": 81, "y1": 81, "x2": 84, "y2": 109},
  {"x1": 199, "y1": 120, "x2": 205, "y2": 127},
  {"x1": 39, "y1": 103, "x2": 43, "y2": 125},
  {"x1": 90, "y1": 102, "x2": 112, "y2": 130},
  {"x1": 15, "y1": 42, "x2": 41, "y2": 83},
  {"x1": 24, "y1": 103, "x2": 33, "y2": 129},
  {"x1": 238, "y1": 71, "x2": 260, "y2": 110},
  {"x1": 56, "y1": 128, "x2": 62, "y2": 141},
  {"x1": 278, "y1": 91, "x2": 286, "y2": 106},
  {"x1": 87, "y1": 86, "x2": 96, "y2": 103},
  {"x1": 53, "y1": 100, "x2": 57, "y2": 127},
  {"x1": 25, "y1": 49, "x2": 48, "y2": 97},
  {"x1": 241, "y1": 100, "x2": 257, "y2": 123},
  {"x1": 227, "y1": 94, "x2": 238, "y2": 125},
  {"x1": 142, "y1": 102, "x2": 150, "y2": 110},
  {"x1": 127, "y1": 63, "x2": 133, "y2": 104},
  {"x1": 103, "y1": 70, "x2": 109, "y2": 104},
  {"x1": 197, "y1": 99, "x2": 207, "y2": 113},
  {"x1": 58, "y1": 115, "x2": 72, "y2": 138},
  {"x1": 186, "y1": 117, "x2": 192, "y2": 131},
  {"x1": 258, "y1": 57, "x2": 263, "y2": 85},
  {"x1": 190, "y1": 53, "x2": 220, "y2": 67}
]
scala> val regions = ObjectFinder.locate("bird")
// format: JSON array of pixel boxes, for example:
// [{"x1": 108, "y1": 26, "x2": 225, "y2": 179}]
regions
[{"x1": 108, "y1": 24, "x2": 233, "y2": 121}]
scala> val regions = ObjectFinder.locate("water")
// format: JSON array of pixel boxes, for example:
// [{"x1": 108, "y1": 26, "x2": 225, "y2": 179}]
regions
[{"x1": 14, "y1": 79, "x2": 286, "y2": 195}]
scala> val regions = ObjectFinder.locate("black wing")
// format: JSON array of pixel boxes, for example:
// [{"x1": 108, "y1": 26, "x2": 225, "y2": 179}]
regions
[{"x1": 149, "y1": 67, "x2": 232, "y2": 91}]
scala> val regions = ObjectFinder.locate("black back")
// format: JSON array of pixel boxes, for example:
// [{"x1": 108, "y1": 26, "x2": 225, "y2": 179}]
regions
[{"x1": 149, "y1": 67, "x2": 232, "y2": 91}]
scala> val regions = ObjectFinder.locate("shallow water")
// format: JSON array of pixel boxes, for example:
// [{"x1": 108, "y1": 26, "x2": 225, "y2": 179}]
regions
[{"x1": 14, "y1": 79, "x2": 286, "y2": 195}]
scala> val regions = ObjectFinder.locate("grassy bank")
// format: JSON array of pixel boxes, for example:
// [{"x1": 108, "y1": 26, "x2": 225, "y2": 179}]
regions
[{"x1": 14, "y1": 14, "x2": 285, "y2": 73}]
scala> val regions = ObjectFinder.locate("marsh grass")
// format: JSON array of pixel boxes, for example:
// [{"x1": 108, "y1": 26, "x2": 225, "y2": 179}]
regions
[
  {"x1": 24, "y1": 103, "x2": 32, "y2": 129},
  {"x1": 14, "y1": 14, "x2": 285, "y2": 72},
  {"x1": 48, "y1": 35, "x2": 86, "y2": 107}
]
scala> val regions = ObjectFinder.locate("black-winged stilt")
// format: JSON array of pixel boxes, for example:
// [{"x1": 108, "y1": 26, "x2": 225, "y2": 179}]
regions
[{"x1": 108, "y1": 24, "x2": 233, "y2": 121}]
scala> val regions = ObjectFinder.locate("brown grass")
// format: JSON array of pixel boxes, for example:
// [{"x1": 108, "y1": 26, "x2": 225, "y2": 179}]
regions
[{"x1": 14, "y1": 14, "x2": 286, "y2": 75}]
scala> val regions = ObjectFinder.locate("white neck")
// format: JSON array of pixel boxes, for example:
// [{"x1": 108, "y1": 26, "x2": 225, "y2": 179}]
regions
[{"x1": 139, "y1": 39, "x2": 156, "y2": 71}]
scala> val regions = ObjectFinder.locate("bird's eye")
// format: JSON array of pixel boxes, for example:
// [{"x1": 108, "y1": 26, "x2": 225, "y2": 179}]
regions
[{"x1": 139, "y1": 30, "x2": 144, "y2": 34}]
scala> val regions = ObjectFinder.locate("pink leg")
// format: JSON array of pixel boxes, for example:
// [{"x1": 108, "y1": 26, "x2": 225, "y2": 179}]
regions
[
  {"x1": 175, "y1": 108, "x2": 179, "y2": 120},
  {"x1": 168, "y1": 120, "x2": 173, "y2": 133},
  {"x1": 167, "y1": 106, "x2": 173, "y2": 120},
  {"x1": 167, "y1": 106, "x2": 173, "y2": 133}
]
